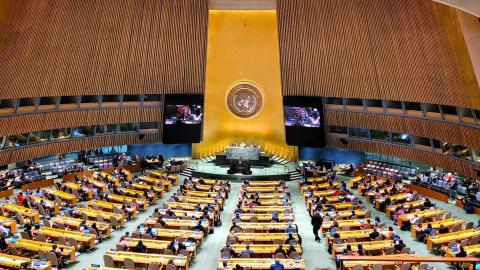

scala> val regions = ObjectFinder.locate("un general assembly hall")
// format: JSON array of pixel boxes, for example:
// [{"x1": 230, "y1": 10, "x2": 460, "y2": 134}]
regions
[{"x1": 3, "y1": 0, "x2": 480, "y2": 269}]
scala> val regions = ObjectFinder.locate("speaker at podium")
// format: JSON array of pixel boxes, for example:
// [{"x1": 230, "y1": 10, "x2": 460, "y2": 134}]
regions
[{"x1": 227, "y1": 159, "x2": 252, "y2": 175}]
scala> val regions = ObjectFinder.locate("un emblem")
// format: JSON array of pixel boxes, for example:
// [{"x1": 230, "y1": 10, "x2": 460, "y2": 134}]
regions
[{"x1": 226, "y1": 81, "x2": 263, "y2": 118}]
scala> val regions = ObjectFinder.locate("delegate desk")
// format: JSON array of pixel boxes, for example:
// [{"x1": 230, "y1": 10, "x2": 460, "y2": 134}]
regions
[
  {"x1": 105, "y1": 251, "x2": 188, "y2": 269},
  {"x1": 229, "y1": 244, "x2": 302, "y2": 258},
  {"x1": 327, "y1": 229, "x2": 388, "y2": 242},
  {"x1": 107, "y1": 194, "x2": 147, "y2": 210},
  {"x1": 218, "y1": 258, "x2": 305, "y2": 270},
  {"x1": 332, "y1": 240, "x2": 394, "y2": 257},
  {"x1": 149, "y1": 171, "x2": 179, "y2": 185},
  {"x1": 186, "y1": 190, "x2": 225, "y2": 199},
  {"x1": 28, "y1": 196, "x2": 60, "y2": 214},
  {"x1": 300, "y1": 182, "x2": 341, "y2": 192},
  {"x1": 78, "y1": 208, "x2": 125, "y2": 227},
  {"x1": 10, "y1": 239, "x2": 76, "y2": 262},
  {"x1": 44, "y1": 189, "x2": 78, "y2": 205},
  {"x1": 63, "y1": 182, "x2": 93, "y2": 199},
  {"x1": 236, "y1": 222, "x2": 293, "y2": 233},
  {"x1": 143, "y1": 218, "x2": 210, "y2": 231},
  {"x1": 0, "y1": 215, "x2": 17, "y2": 234},
  {"x1": 88, "y1": 200, "x2": 137, "y2": 218},
  {"x1": 239, "y1": 206, "x2": 292, "y2": 214},
  {"x1": 241, "y1": 193, "x2": 286, "y2": 199},
  {"x1": 123, "y1": 238, "x2": 197, "y2": 255},
  {"x1": 426, "y1": 229, "x2": 480, "y2": 250},
  {"x1": 446, "y1": 243, "x2": 480, "y2": 257},
  {"x1": 1, "y1": 203, "x2": 40, "y2": 223},
  {"x1": 397, "y1": 209, "x2": 446, "y2": 227},
  {"x1": 167, "y1": 202, "x2": 220, "y2": 215},
  {"x1": 177, "y1": 196, "x2": 221, "y2": 206},
  {"x1": 375, "y1": 194, "x2": 408, "y2": 210},
  {"x1": 386, "y1": 201, "x2": 423, "y2": 217},
  {"x1": 138, "y1": 176, "x2": 171, "y2": 191},
  {"x1": 131, "y1": 183, "x2": 164, "y2": 197},
  {"x1": 411, "y1": 218, "x2": 464, "y2": 237},
  {"x1": 122, "y1": 188, "x2": 157, "y2": 202},
  {"x1": 236, "y1": 233, "x2": 300, "y2": 244},
  {"x1": 233, "y1": 213, "x2": 294, "y2": 222},
  {"x1": 303, "y1": 190, "x2": 337, "y2": 200},
  {"x1": 242, "y1": 187, "x2": 286, "y2": 193},
  {"x1": 153, "y1": 228, "x2": 204, "y2": 243},
  {"x1": 321, "y1": 218, "x2": 370, "y2": 232},
  {"x1": 0, "y1": 253, "x2": 51, "y2": 270},
  {"x1": 320, "y1": 210, "x2": 367, "y2": 220},
  {"x1": 32, "y1": 227, "x2": 95, "y2": 249},
  {"x1": 248, "y1": 181, "x2": 281, "y2": 186},
  {"x1": 349, "y1": 176, "x2": 363, "y2": 188},
  {"x1": 99, "y1": 172, "x2": 119, "y2": 187},
  {"x1": 51, "y1": 216, "x2": 112, "y2": 236},
  {"x1": 157, "y1": 209, "x2": 215, "y2": 222},
  {"x1": 241, "y1": 199, "x2": 289, "y2": 207}
]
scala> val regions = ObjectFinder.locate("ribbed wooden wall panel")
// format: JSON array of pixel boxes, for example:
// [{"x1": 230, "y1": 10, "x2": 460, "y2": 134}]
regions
[
  {"x1": 327, "y1": 137, "x2": 477, "y2": 178},
  {"x1": 0, "y1": 133, "x2": 161, "y2": 165},
  {"x1": 326, "y1": 111, "x2": 480, "y2": 150},
  {"x1": 277, "y1": 0, "x2": 480, "y2": 109},
  {"x1": 0, "y1": 0, "x2": 208, "y2": 99},
  {"x1": 0, "y1": 107, "x2": 162, "y2": 137}
]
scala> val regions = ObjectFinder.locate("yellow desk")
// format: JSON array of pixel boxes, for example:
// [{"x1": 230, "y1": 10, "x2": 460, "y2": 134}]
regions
[
  {"x1": 121, "y1": 188, "x2": 156, "y2": 202},
  {"x1": 124, "y1": 238, "x2": 196, "y2": 255},
  {"x1": 44, "y1": 188, "x2": 78, "y2": 205},
  {"x1": 230, "y1": 244, "x2": 302, "y2": 257},
  {"x1": 397, "y1": 209, "x2": 446, "y2": 227},
  {"x1": 236, "y1": 233, "x2": 300, "y2": 244},
  {"x1": 0, "y1": 253, "x2": 51, "y2": 270},
  {"x1": 138, "y1": 176, "x2": 171, "y2": 191},
  {"x1": 131, "y1": 183, "x2": 164, "y2": 197},
  {"x1": 99, "y1": 172, "x2": 120, "y2": 187},
  {"x1": 242, "y1": 187, "x2": 287, "y2": 193},
  {"x1": 236, "y1": 222, "x2": 292, "y2": 233},
  {"x1": 333, "y1": 240, "x2": 393, "y2": 257},
  {"x1": 63, "y1": 182, "x2": 93, "y2": 199},
  {"x1": 239, "y1": 206, "x2": 292, "y2": 214},
  {"x1": 28, "y1": 195, "x2": 60, "y2": 214},
  {"x1": 105, "y1": 251, "x2": 188, "y2": 269},
  {"x1": 78, "y1": 208, "x2": 125, "y2": 227},
  {"x1": 143, "y1": 218, "x2": 210, "y2": 231},
  {"x1": 153, "y1": 228, "x2": 204, "y2": 243},
  {"x1": 411, "y1": 218, "x2": 464, "y2": 237},
  {"x1": 375, "y1": 194, "x2": 408, "y2": 210},
  {"x1": 167, "y1": 202, "x2": 220, "y2": 214},
  {"x1": 10, "y1": 238, "x2": 76, "y2": 262},
  {"x1": 88, "y1": 200, "x2": 137, "y2": 218},
  {"x1": 218, "y1": 258, "x2": 305, "y2": 269},
  {"x1": 386, "y1": 200, "x2": 423, "y2": 217},
  {"x1": 320, "y1": 209, "x2": 367, "y2": 219},
  {"x1": 177, "y1": 196, "x2": 220, "y2": 205},
  {"x1": 349, "y1": 176, "x2": 363, "y2": 188},
  {"x1": 107, "y1": 194, "x2": 147, "y2": 210},
  {"x1": 157, "y1": 209, "x2": 215, "y2": 221},
  {"x1": 233, "y1": 213, "x2": 294, "y2": 222},
  {"x1": 51, "y1": 216, "x2": 112, "y2": 236},
  {"x1": 32, "y1": 227, "x2": 95, "y2": 249},
  {"x1": 321, "y1": 218, "x2": 369, "y2": 232},
  {"x1": 446, "y1": 243, "x2": 480, "y2": 257},
  {"x1": 427, "y1": 229, "x2": 480, "y2": 250},
  {"x1": 2, "y1": 203, "x2": 39, "y2": 223},
  {"x1": 248, "y1": 181, "x2": 281, "y2": 186},
  {"x1": 0, "y1": 215, "x2": 17, "y2": 234},
  {"x1": 327, "y1": 229, "x2": 388, "y2": 242}
]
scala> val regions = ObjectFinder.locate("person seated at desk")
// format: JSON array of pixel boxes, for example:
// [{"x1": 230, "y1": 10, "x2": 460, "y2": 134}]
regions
[
  {"x1": 230, "y1": 222, "x2": 242, "y2": 232},
  {"x1": 274, "y1": 244, "x2": 287, "y2": 257},
  {"x1": 221, "y1": 243, "x2": 236, "y2": 258},
  {"x1": 167, "y1": 239, "x2": 186, "y2": 254},
  {"x1": 418, "y1": 223, "x2": 433, "y2": 242},
  {"x1": 51, "y1": 244, "x2": 64, "y2": 267},
  {"x1": 286, "y1": 243, "x2": 297, "y2": 257},
  {"x1": 132, "y1": 240, "x2": 147, "y2": 253},
  {"x1": 270, "y1": 259, "x2": 285, "y2": 270},
  {"x1": 144, "y1": 227, "x2": 155, "y2": 238},
  {"x1": 438, "y1": 224, "x2": 449, "y2": 234},
  {"x1": 238, "y1": 244, "x2": 254, "y2": 257},
  {"x1": 353, "y1": 244, "x2": 364, "y2": 256},
  {"x1": 117, "y1": 236, "x2": 128, "y2": 251},
  {"x1": 394, "y1": 240, "x2": 406, "y2": 254},
  {"x1": 0, "y1": 235, "x2": 7, "y2": 251},
  {"x1": 369, "y1": 228, "x2": 380, "y2": 240},
  {"x1": 193, "y1": 220, "x2": 206, "y2": 234}
]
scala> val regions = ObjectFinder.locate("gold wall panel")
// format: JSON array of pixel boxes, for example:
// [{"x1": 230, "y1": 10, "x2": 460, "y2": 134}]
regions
[{"x1": 192, "y1": 10, "x2": 295, "y2": 160}]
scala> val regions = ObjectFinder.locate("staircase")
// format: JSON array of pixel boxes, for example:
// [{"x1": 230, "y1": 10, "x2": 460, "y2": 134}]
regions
[
  {"x1": 180, "y1": 167, "x2": 194, "y2": 178},
  {"x1": 271, "y1": 156, "x2": 291, "y2": 165},
  {"x1": 288, "y1": 170, "x2": 303, "y2": 181}
]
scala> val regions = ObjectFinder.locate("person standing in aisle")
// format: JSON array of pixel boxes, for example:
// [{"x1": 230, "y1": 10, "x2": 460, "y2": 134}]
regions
[{"x1": 311, "y1": 211, "x2": 323, "y2": 242}]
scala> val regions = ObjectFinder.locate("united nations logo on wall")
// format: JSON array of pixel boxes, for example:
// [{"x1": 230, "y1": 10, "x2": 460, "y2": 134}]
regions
[{"x1": 226, "y1": 81, "x2": 263, "y2": 118}]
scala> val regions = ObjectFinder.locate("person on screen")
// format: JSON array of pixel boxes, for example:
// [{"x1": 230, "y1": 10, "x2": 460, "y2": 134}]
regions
[
  {"x1": 177, "y1": 106, "x2": 202, "y2": 123},
  {"x1": 293, "y1": 108, "x2": 320, "y2": 127}
]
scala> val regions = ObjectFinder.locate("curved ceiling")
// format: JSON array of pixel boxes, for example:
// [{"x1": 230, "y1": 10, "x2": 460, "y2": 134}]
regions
[{"x1": 434, "y1": 0, "x2": 480, "y2": 17}]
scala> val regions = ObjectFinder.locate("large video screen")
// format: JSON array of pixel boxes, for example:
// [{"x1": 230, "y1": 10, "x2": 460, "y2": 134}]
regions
[
  {"x1": 162, "y1": 95, "x2": 204, "y2": 144},
  {"x1": 284, "y1": 106, "x2": 321, "y2": 128},
  {"x1": 164, "y1": 105, "x2": 203, "y2": 125},
  {"x1": 283, "y1": 96, "x2": 325, "y2": 147}
]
